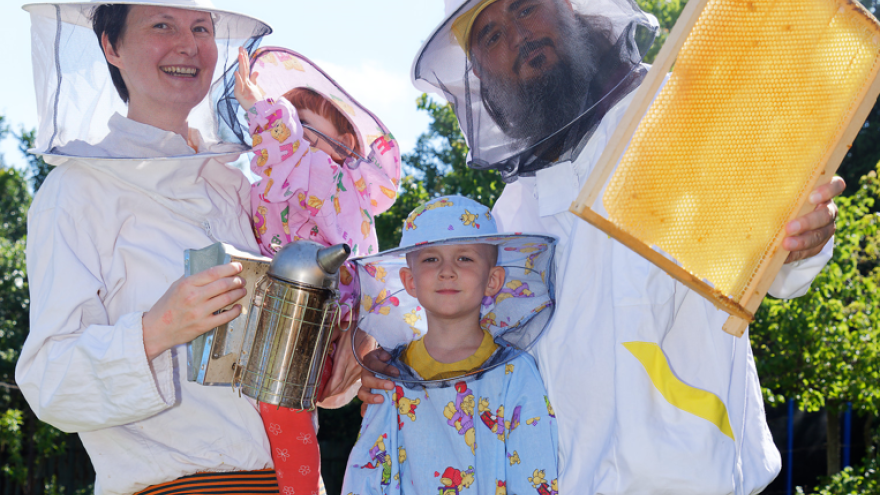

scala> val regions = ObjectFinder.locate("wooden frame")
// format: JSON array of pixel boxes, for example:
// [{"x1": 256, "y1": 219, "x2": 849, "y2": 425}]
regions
[{"x1": 570, "y1": 0, "x2": 880, "y2": 337}]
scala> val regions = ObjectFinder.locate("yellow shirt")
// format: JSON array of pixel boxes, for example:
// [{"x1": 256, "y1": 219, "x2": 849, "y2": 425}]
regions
[{"x1": 401, "y1": 330, "x2": 498, "y2": 381}]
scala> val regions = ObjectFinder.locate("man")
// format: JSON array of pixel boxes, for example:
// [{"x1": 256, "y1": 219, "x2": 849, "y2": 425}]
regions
[{"x1": 362, "y1": 0, "x2": 843, "y2": 493}]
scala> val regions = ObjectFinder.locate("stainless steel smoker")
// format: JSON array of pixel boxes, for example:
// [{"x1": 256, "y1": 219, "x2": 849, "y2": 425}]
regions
[{"x1": 185, "y1": 241, "x2": 351, "y2": 410}]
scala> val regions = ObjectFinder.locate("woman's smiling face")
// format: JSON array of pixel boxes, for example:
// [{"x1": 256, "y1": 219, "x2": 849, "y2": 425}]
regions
[{"x1": 104, "y1": 6, "x2": 218, "y2": 115}]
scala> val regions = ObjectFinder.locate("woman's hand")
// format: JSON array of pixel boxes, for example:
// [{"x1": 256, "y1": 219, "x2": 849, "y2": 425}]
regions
[
  {"x1": 357, "y1": 347, "x2": 399, "y2": 417},
  {"x1": 317, "y1": 330, "x2": 361, "y2": 409},
  {"x1": 142, "y1": 262, "x2": 247, "y2": 361},
  {"x1": 233, "y1": 46, "x2": 264, "y2": 111},
  {"x1": 318, "y1": 306, "x2": 374, "y2": 409}
]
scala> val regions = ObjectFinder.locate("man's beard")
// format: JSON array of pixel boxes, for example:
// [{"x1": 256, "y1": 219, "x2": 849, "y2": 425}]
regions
[{"x1": 478, "y1": 15, "x2": 601, "y2": 148}]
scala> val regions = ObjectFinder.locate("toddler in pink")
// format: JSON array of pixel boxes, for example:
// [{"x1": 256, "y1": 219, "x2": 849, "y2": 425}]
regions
[
  {"x1": 234, "y1": 46, "x2": 401, "y2": 492},
  {"x1": 239, "y1": 46, "x2": 401, "y2": 317}
]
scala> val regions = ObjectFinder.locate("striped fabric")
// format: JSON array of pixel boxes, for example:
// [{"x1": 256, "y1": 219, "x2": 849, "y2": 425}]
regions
[{"x1": 134, "y1": 470, "x2": 279, "y2": 495}]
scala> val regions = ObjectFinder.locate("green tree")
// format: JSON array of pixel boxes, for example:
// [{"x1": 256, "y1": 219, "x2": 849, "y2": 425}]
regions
[
  {"x1": 0, "y1": 167, "x2": 30, "y2": 243},
  {"x1": 636, "y1": 0, "x2": 685, "y2": 64},
  {"x1": 375, "y1": 95, "x2": 504, "y2": 250},
  {"x1": 0, "y1": 118, "x2": 30, "y2": 242},
  {"x1": 375, "y1": 175, "x2": 431, "y2": 250},
  {"x1": 751, "y1": 165, "x2": 880, "y2": 477}
]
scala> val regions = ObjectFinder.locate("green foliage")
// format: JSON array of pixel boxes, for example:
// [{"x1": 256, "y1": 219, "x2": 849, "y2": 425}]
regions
[
  {"x1": 375, "y1": 94, "x2": 504, "y2": 250},
  {"x1": 0, "y1": 235, "x2": 28, "y2": 385},
  {"x1": 799, "y1": 455, "x2": 879, "y2": 494},
  {"x1": 636, "y1": 0, "x2": 685, "y2": 64},
  {"x1": 751, "y1": 165, "x2": 880, "y2": 416},
  {"x1": 0, "y1": 118, "x2": 31, "y2": 243},
  {"x1": 0, "y1": 408, "x2": 24, "y2": 482},
  {"x1": 841, "y1": 101, "x2": 880, "y2": 203},
  {"x1": 0, "y1": 167, "x2": 30, "y2": 243},
  {"x1": 375, "y1": 175, "x2": 430, "y2": 251},
  {"x1": 0, "y1": 167, "x2": 31, "y2": 396}
]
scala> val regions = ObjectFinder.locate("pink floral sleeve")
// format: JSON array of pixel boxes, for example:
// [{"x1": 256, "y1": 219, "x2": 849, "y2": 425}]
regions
[{"x1": 248, "y1": 98, "x2": 309, "y2": 215}]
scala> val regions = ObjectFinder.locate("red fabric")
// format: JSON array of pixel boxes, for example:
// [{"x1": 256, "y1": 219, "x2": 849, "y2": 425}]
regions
[{"x1": 259, "y1": 346, "x2": 334, "y2": 495}]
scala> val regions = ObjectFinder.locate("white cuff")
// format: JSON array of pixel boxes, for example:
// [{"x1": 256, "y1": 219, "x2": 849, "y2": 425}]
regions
[
  {"x1": 131, "y1": 312, "x2": 176, "y2": 407},
  {"x1": 767, "y1": 235, "x2": 834, "y2": 299}
]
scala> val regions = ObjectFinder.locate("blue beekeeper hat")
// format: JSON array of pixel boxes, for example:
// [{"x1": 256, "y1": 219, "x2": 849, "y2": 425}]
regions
[{"x1": 351, "y1": 195, "x2": 557, "y2": 386}]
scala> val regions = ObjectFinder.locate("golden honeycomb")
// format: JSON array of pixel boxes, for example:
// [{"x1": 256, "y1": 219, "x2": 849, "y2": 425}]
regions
[{"x1": 603, "y1": 0, "x2": 880, "y2": 301}]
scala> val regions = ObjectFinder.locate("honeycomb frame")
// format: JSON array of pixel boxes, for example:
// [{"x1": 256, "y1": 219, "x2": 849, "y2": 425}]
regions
[{"x1": 571, "y1": 0, "x2": 880, "y2": 336}]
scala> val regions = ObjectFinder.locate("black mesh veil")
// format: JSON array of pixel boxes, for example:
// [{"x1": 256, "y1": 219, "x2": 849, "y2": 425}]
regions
[
  {"x1": 412, "y1": 0, "x2": 657, "y2": 181},
  {"x1": 214, "y1": 36, "x2": 265, "y2": 146}
]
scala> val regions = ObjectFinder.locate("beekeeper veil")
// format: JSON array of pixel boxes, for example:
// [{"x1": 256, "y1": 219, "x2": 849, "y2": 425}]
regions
[
  {"x1": 23, "y1": 0, "x2": 271, "y2": 160},
  {"x1": 412, "y1": 0, "x2": 657, "y2": 181}
]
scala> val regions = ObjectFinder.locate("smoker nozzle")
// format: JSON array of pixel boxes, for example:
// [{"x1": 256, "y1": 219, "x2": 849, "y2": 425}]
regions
[{"x1": 317, "y1": 244, "x2": 351, "y2": 275}]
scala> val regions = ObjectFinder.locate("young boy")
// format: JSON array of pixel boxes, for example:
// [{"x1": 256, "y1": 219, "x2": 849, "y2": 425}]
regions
[{"x1": 343, "y1": 196, "x2": 560, "y2": 494}]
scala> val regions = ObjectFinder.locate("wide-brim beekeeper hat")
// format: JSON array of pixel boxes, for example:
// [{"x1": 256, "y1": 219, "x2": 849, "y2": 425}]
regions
[
  {"x1": 411, "y1": 0, "x2": 658, "y2": 182},
  {"x1": 239, "y1": 46, "x2": 400, "y2": 176},
  {"x1": 351, "y1": 195, "x2": 557, "y2": 387},
  {"x1": 23, "y1": 0, "x2": 272, "y2": 160}
]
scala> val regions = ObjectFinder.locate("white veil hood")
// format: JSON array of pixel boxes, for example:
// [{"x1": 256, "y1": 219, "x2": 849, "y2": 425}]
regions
[
  {"x1": 23, "y1": 0, "x2": 272, "y2": 160},
  {"x1": 411, "y1": 0, "x2": 658, "y2": 181}
]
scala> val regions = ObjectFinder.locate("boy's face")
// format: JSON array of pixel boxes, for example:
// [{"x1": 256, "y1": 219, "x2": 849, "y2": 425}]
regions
[{"x1": 400, "y1": 243, "x2": 505, "y2": 322}]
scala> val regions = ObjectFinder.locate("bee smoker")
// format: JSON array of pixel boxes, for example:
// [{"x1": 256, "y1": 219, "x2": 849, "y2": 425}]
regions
[
  {"x1": 236, "y1": 240, "x2": 351, "y2": 410},
  {"x1": 185, "y1": 240, "x2": 350, "y2": 410}
]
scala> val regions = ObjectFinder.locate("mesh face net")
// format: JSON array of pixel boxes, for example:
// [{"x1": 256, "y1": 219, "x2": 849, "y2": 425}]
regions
[
  {"x1": 25, "y1": 1, "x2": 271, "y2": 158},
  {"x1": 412, "y1": 0, "x2": 657, "y2": 181},
  {"x1": 601, "y1": 0, "x2": 880, "y2": 302}
]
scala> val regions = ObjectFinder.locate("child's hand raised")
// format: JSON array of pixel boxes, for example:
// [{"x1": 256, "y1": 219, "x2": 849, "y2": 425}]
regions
[{"x1": 234, "y1": 46, "x2": 264, "y2": 111}]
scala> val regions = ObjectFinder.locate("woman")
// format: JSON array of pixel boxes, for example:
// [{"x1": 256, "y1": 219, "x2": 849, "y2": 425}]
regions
[{"x1": 16, "y1": 1, "x2": 359, "y2": 493}]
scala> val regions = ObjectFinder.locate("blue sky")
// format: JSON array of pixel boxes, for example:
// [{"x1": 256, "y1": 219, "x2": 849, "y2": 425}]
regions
[{"x1": 0, "y1": 1, "x2": 446, "y2": 170}]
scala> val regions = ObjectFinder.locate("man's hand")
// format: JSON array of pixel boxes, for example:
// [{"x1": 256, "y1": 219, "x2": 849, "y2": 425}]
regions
[
  {"x1": 782, "y1": 176, "x2": 845, "y2": 264},
  {"x1": 357, "y1": 347, "x2": 399, "y2": 417}
]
